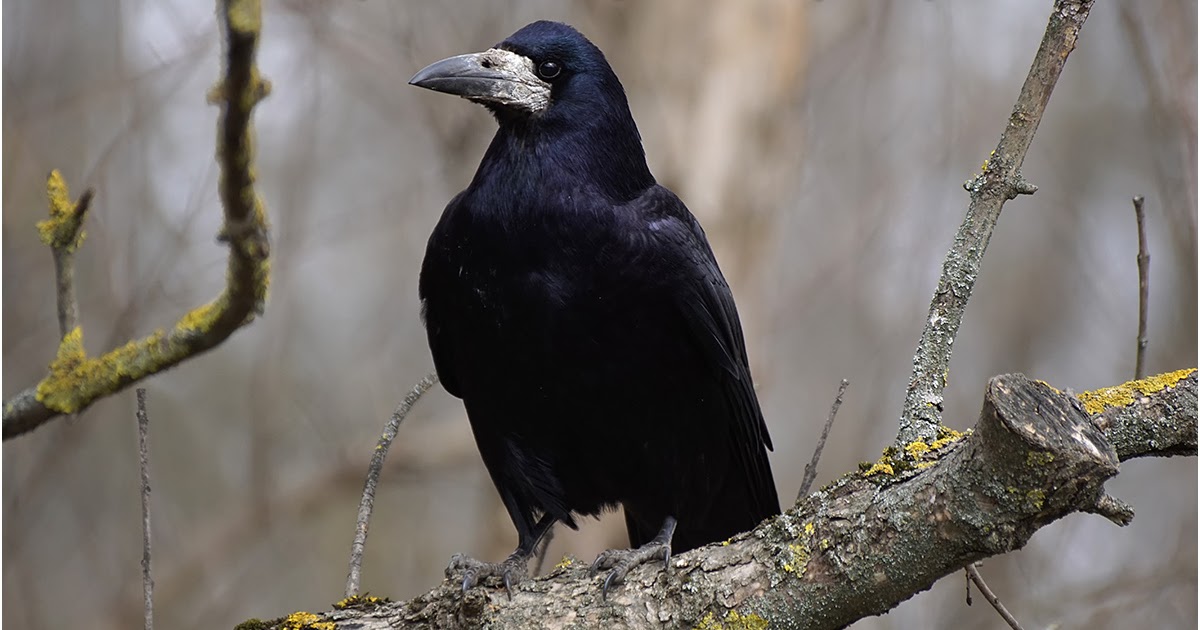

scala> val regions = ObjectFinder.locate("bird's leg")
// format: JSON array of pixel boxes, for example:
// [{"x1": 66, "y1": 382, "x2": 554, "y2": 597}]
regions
[
  {"x1": 590, "y1": 515, "x2": 677, "y2": 598},
  {"x1": 446, "y1": 513, "x2": 555, "y2": 598}
]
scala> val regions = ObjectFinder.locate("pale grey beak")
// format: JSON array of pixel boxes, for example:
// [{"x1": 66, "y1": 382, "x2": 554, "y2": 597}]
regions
[{"x1": 410, "y1": 48, "x2": 551, "y2": 113}]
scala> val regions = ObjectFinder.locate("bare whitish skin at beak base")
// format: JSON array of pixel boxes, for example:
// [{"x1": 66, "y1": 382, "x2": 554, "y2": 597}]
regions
[{"x1": 410, "y1": 48, "x2": 551, "y2": 113}]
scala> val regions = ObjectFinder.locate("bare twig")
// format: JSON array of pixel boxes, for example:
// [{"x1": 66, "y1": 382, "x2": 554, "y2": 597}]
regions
[
  {"x1": 965, "y1": 563, "x2": 1025, "y2": 630},
  {"x1": 1132, "y1": 195, "x2": 1150, "y2": 379},
  {"x1": 898, "y1": 0, "x2": 1096, "y2": 445},
  {"x1": 2, "y1": 0, "x2": 272, "y2": 440},
  {"x1": 345, "y1": 373, "x2": 440, "y2": 598},
  {"x1": 797, "y1": 379, "x2": 848, "y2": 502},
  {"x1": 136, "y1": 388, "x2": 154, "y2": 630}
]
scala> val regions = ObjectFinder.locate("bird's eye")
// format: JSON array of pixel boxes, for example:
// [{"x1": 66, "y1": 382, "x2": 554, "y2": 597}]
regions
[{"x1": 537, "y1": 60, "x2": 561, "y2": 80}]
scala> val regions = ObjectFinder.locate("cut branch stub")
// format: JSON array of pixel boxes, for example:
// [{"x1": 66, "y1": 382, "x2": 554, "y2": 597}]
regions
[{"x1": 966, "y1": 375, "x2": 1122, "y2": 537}]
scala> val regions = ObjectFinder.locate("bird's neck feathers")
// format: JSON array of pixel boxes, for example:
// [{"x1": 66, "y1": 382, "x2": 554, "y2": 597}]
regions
[{"x1": 478, "y1": 80, "x2": 655, "y2": 205}]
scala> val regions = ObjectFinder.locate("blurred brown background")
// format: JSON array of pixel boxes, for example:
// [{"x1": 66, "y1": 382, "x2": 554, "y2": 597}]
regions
[{"x1": 4, "y1": 1, "x2": 1195, "y2": 628}]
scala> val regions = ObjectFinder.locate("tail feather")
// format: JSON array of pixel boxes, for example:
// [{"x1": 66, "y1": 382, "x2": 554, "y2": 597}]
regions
[{"x1": 625, "y1": 473, "x2": 779, "y2": 553}]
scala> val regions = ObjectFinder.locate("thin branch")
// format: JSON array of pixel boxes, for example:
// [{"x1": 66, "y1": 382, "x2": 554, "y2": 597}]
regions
[
  {"x1": 965, "y1": 563, "x2": 1025, "y2": 630},
  {"x1": 3, "y1": 0, "x2": 272, "y2": 440},
  {"x1": 797, "y1": 379, "x2": 848, "y2": 502},
  {"x1": 898, "y1": 0, "x2": 1096, "y2": 445},
  {"x1": 136, "y1": 388, "x2": 154, "y2": 630},
  {"x1": 38, "y1": 174, "x2": 93, "y2": 338},
  {"x1": 964, "y1": 570, "x2": 972, "y2": 606},
  {"x1": 1132, "y1": 195, "x2": 1150, "y2": 379},
  {"x1": 345, "y1": 373, "x2": 440, "y2": 598}
]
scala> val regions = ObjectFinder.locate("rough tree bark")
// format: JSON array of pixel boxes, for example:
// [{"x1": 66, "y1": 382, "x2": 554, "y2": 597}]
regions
[{"x1": 247, "y1": 370, "x2": 1196, "y2": 630}]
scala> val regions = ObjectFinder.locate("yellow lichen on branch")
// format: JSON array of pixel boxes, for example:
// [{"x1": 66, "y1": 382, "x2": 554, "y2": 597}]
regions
[
  {"x1": 863, "y1": 425, "x2": 970, "y2": 478},
  {"x1": 2, "y1": 0, "x2": 272, "y2": 439},
  {"x1": 694, "y1": 610, "x2": 770, "y2": 630},
  {"x1": 333, "y1": 595, "x2": 388, "y2": 610},
  {"x1": 176, "y1": 299, "x2": 225, "y2": 334},
  {"x1": 1077, "y1": 368, "x2": 1197, "y2": 415},
  {"x1": 37, "y1": 170, "x2": 89, "y2": 251},
  {"x1": 33, "y1": 328, "x2": 174, "y2": 415},
  {"x1": 281, "y1": 612, "x2": 334, "y2": 630},
  {"x1": 225, "y1": 0, "x2": 262, "y2": 33},
  {"x1": 862, "y1": 458, "x2": 895, "y2": 478}
]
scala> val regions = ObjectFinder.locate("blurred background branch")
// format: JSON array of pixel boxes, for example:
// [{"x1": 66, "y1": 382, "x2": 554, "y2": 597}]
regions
[
  {"x1": 39, "y1": 171, "x2": 92, "y2": 337},
  {"x1": 136, "y1": 388, "x2": 154, "y2": 630},
  {"x1": 2, "y1": 0, "x2": 272, "y2": 440}
]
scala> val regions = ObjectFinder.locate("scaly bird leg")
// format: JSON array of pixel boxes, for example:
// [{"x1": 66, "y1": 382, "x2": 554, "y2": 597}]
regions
[
  {"x1": 446, "y1": 513, "x2": 555, "y2": 599},
  {"x1": 590, "y1": 515, "x2": 677, "y2": 598}
]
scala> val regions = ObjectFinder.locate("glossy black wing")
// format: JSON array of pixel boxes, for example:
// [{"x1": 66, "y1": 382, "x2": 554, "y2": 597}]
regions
[
  {"x1": 418, "y1": 192, "x2": 467, "y2": 398},
  {"x1": 639, "y1": 187, "x2": 779, "y2": 522}
]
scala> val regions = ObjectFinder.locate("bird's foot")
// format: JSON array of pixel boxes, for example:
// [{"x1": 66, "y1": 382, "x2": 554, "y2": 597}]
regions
[
  {"x1": 446, "y1": 551, "x2": 530, "y2": 598},
  {"x1": 590, "y1": 539, "x2": 672, "y2": 599}
]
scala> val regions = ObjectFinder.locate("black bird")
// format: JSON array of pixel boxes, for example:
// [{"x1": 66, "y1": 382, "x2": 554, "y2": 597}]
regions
[{"x1": 410, "y1": 21, "x2": 779, "y2": 595}]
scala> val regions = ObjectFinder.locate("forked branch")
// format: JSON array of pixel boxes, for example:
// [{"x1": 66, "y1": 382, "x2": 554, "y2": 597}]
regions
[{"x1": 2, "y1": 0, "x2": 272, "y2": 440}]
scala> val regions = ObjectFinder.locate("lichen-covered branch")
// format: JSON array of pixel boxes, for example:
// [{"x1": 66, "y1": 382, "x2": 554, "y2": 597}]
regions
[
  {"x1": 243, "y1": 369, "x2": 1195, "y2": 630},
  {"x1": 2, "y1": 0, "x2": 272, "y2": 440},
  {"x1": 1083, "y1": 368, "x2": 1197, "y2": 460},
  {"x1": 38, "y1": 171, "x2": 93, "y2": 338},
  {"x1": 898, "y1": 0, "x2": 1096, "y2": 445}
]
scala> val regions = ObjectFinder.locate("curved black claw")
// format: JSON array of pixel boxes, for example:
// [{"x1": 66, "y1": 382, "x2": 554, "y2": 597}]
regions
[
  {"x1": 446, "y1": 552, "x2": 530, "y2": 599},
  {"x1": 589, "y1": 540, "x2": 672, "y2": 599}
]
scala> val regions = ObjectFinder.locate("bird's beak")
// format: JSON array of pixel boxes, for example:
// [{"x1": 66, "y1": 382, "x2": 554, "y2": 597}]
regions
[{"x1": 410, "y1": 48, "x2": 551, "y2": 113}]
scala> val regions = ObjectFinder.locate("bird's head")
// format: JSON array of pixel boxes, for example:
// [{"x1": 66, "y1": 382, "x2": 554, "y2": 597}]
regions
[
  {"x1": 411, "y1": 21, "x2": 653, "y2": 200},
  {"x1": 409, "y1": 21, "x2": 628, "y2": 124}
]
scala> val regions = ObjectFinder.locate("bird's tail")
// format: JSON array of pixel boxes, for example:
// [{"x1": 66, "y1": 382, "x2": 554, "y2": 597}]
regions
[{"x1": 625, "y1": 471, "x2": 779, "y2": 554}]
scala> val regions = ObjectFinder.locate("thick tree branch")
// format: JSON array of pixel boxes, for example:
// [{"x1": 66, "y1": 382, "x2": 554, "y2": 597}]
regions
[
  {"x1": 2, "y1": 0, "x2": 272, "y2": 440},
  {"x1": 246, "y1": 369, "x2": 1196, "y2": 630},
  {"x1": 1083, "y1": 368, "x2": 1197, "y2": 461},
  {"x1": 899, "y1": 0, "x2": 1095, "y2": 444}
]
